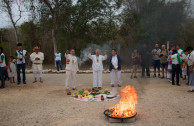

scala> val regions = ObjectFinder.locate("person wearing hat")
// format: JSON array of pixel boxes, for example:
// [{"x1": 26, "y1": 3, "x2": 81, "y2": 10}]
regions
[
  {"x1": 30, "y1": 46, "x2": 44, "y2": 83},
  {"x1": 88, "y1": 48, "x2": 107, "y2": 90},
  {"x1": 0, "y1": 47, "x2": 6, "y2": 89},
  {"x1": 65, "y1": 49, "x2": 79, "y2": 95},
  {"x1": 15, "y1": 43, "x2": 28, "y2": 84}
]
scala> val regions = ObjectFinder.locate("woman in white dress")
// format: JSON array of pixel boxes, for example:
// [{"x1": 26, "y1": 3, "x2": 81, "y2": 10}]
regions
[{"x1": 7, "y1": 56, "x2": 16, "y2": 83}]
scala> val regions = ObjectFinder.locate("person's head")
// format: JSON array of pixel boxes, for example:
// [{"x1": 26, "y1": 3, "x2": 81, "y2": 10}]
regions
[
  {"x1": 57, "y1": 50, "x2": 59, "y2": 54},
  {"x1": 95, "y1": 49, "x2": 100, "y2": 56},
  {"x1": 143, "y1": 44, "x2": 147, "y2": 49},
  {"x1": 17, "y1": 43, "x2": 23, "y2": 50},
  {"x1": 9, "y1": 56, "x2": 14, "y2": 62},
  {"x1": 133, "y1": 49, "x2": 137, "y2": 53},
  {"x1": 176, "y1": 44, "x2": 180, "y2": 50},
  {"x1": 111, "y1": 49, "x2": 117, "y2": 56},
  {"x1": 172, "y1": 49, "x2": 177, "y2": 55},
  {"x1": 186, "y1": 46, "x2": 193, "y2": 54},
  {"x1": 161, "y1": 45, "x2": 166, "y2": 50},
  {"x1": 0, "y1": 47, "x2": 3, "y2": 54},
  {"x1": 70, "y1": 49, "x2": 75, "y2": 55},
  {"x1": 155, "y1": 44, "x2": 159, "y2": 48},
  {"x1": 33, "y1": 46, "x2": 40, "y2": 53},
  {"x1": 171, "y1": 45, "x2": 175, "y2": 50}
]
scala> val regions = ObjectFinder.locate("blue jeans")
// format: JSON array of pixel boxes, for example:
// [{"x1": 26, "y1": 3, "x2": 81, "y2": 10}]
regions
[
  {"x1": 56, "y1": 61, "x2": 62, "y2": 71},
  {"x1": 17, "y1": 63, "x2": 26, "y2": 83},
  {"x1": 0, "y1": 67, "x2": 6, "y2": 88}
]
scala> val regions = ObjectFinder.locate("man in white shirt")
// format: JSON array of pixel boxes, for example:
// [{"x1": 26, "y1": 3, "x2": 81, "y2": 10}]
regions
[
  {"x1": 65, "y1": 49, "x2": 79, "y2": 95},
  {"x1": 88, "y1": 48, "x2": 107, "y2": 90},
  {"x1": 30, "y1": 46, "x2": 44, "y2": 83},
  {"x1": 187, "y1": 46, "x2": 194, "y2": 92},
  {"x1": 15, "y1": 43, "x2": 28, "y2": 84},
  {"x1": 55, "y1": 50, "x2": 63, "y2": 71}
]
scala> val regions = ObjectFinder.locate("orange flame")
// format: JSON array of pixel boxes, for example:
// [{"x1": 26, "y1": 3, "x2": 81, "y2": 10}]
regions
[{"x1": 109, "y1": 85, "x2": 138, "y2": 118}]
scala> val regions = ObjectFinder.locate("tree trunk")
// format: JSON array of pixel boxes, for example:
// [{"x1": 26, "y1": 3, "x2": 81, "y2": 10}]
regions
[{"x1": 52, "y1": 28, "x2": 57, "y2": 65}]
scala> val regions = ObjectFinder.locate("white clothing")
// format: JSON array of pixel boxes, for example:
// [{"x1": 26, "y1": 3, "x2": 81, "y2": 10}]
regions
[
  {"x1": 66, "y1": 70, "x2": 77, "y2": 89},
  {"x1": 112, "y1": 55, "x2": 118, "y2": 67},
  {"x1": 190, "y1": 86, "x2": 194, "y2": 91},
  {"x1": 88, "y1": 53, "x2": 107, "y2": 71},
  {"x1": 171, "y1": 54, "x2": 179, "y2": 64},
  {"x1": 110, "y1": 70, "x2": 121, "y2": 85},
  {"x1": 55, "y1": 53, "x2": 62, "y2": 61},
  {"x1": 65, "y1": 54, "x2": 79, "y2": 72},
  {"x1": 33, "y1": 70, "x2": 43, "y2": 78},
  {"x1": 0, "y1": 53, "x2": 6, "y2": 67},
  {"x1": 93, "y1": 70, "x2": 102, "y2": 88},
  {"x1": 30, "y1": 52, "x2": 44, "y2": 78},
  {"x1": 16, "y1": 50, "x2": 27, "y2": 64},
  {"x1": 188, "y1": 51, "x2": 194, "y2": 67},
  {"x1": 8, "y1": 62, "x2": 16, "y2": 77}
]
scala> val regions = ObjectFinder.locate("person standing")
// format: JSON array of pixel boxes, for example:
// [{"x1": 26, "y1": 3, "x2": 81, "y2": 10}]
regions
[
  {"x1": 15, "y1": 43, "x2": 28, "y2": 84},
  {"x1": 167, "y1": 46, "x2": 175, "y2": 83},
  {"x1": 152, "y1": 44, "x2": 161, "y2": 77},
  {"x1": 140, "y1": 44, "x2": 151, "y2": 78},
  {"x1": 30, "y1": 46, "x2": 44, "y2": 83},
  {"x1": 160, "y1": 45, "x2": 168, "y2": 78},
  {"x1": 109, "y1": 49, "x2": 121, "y2": 87},
  {"x1": 171, "y1": 49, "x2": 182, "y2": 86},
  {"x1": 88, "y1": 48, "x2": 107, "y2": 90},
  {"x1": 7, "y1": 56, "x2": 16, "y2": 83},
  {"x1": 65, "y1": 49, "x2": 79, "y2": 95},
  {"x1": 0, "y1": 47, "x2": 6, "y2": 89},
  {"x1": 55, "y1": 50, "x2": 63, "y2": 71},
  {"x1": 176, "y1": 44, "x2": 184, "y2": 78},
  {"x1": 187, "y1": 47, "x2": 194, "y2": 92},
  {"x1": 131, "y1": 49, "x2": 139, "y2": 79}
]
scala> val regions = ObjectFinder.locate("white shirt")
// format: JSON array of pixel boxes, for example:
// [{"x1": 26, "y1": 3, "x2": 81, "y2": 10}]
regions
[
  {"x1": 188, "y1": 51, "x2": 194, "y2": 66},
  {"x1": 65, "y1": 54, "x2": 79, "y2": 72},
  {"x1": 0, "y1": 53, "x2": 6, "y2": 67},
  {"x1": 112, "y1": 55, "x2": 118, "y2": 67},
  {"x1": 30, "y1": 52, "x2": 44, "y2": 63},
  {"x1": 55, "y1": 53, "x2": 62, "y2": 61},
  {"x1": 16, "y1": 50, "x2": 27, "y2": 64},
  {"x1": 171, "y1": 54, "x2": 179, "y2": 64},
  {"x1": 88, "y1": 53, "x2": 107, "y2": 71}
]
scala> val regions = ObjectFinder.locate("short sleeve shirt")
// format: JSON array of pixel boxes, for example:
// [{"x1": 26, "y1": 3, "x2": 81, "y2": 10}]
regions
[{"x1": 15, "y1": 50, "x2": 28, "y2": 64}]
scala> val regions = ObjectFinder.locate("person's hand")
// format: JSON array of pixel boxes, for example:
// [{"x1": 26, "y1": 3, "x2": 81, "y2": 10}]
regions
[
  {"x1": 88, "y1": 48, "x2": 91, "y2": 53},
  {"x1": 105, "y1": 50, "x2": 107, "y2": 54},
  {"x1": 22, "y1": 55, "x2": 25, "y2": 58},
  {"x1": 66, "y1": 50, "x2": 69, "y2": 54},
  {"x1": 35, "y1": 57, "x2": 40, "y2": 60}
]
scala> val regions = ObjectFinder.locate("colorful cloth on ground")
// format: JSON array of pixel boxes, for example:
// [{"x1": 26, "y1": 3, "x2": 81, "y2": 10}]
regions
[{"x1": 71, "y1": 94, "x2": 118, "y2": 102}]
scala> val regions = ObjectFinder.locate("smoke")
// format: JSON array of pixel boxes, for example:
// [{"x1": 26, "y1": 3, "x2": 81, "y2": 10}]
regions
[{"x1": 78, "y1": 41, "x2": 120, "y2": 66}]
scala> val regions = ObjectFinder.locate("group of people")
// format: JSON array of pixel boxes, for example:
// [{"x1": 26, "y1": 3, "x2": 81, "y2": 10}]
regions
[
  {"x1": 0, "y1": 43, "x2": 44, "y2": 89},
  {"x1": 0, "y1": 43, "x2": 194, "y2": 93},
  {"x1": 130, "y1": 43, "x2": 194, "y2": 92}
]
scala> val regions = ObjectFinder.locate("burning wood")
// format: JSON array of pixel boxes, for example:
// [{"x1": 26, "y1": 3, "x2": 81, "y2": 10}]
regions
[{"x1": 108, "y1": 85, "x2": 138, "y2": 118}]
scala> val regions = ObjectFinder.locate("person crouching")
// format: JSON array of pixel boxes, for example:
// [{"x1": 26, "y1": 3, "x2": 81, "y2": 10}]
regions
[
  {"x1": 30, "y1": 46, "x2": 44, "y2": 83},
  {"x1": 65, "y1": 49, "x2": 79, "y2": 95},
  {"x1": 171, "y1": 49, "x2": 182, "y2": 86}
]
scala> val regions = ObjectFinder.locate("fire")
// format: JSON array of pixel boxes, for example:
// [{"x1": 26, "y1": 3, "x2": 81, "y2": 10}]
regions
[{"x1": 109, "y1": 85, "x2": 138, "y2": 118}]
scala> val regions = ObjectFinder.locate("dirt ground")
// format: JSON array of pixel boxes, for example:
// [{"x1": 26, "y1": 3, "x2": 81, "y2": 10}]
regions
[{"x1": 0, "y1": 73, "x2": 194, "y2": 126}]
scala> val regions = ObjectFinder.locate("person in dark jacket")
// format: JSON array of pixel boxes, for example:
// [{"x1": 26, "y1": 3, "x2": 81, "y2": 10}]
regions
[{"x1": 109, "y1": 49, "x2": 121, "y2": 87}]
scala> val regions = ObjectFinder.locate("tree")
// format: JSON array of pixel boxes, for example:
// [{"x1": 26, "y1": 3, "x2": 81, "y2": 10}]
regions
[{"x1": 1, "y1": 0, "x2": 23, "y2": 44}]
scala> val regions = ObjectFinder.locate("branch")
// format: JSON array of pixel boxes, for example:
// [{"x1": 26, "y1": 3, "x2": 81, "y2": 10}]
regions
[
  {"x1": 14, "y1": 0, "x2": 22, "y2": 25},
  {"x1": 42, "y1": 0, "x2": 54, "y2": 14}
]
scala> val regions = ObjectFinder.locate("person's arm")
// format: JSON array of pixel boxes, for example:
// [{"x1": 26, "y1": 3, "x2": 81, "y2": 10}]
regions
[
  {"x1": 177, "y1": 54, "x2": 182, "y2": 66},
  {"x1": 60, "y1": 53, "x2": 63, "y2": 59},
  {"x1": 40, "y1": 53, "x2": 44, "y2": 61},
  {"x1": 88, "y1": 48, "x2": 93, "y2": 60},
  {"x1": 102, "y1": 50, "x2": 107, "y2": 61}
]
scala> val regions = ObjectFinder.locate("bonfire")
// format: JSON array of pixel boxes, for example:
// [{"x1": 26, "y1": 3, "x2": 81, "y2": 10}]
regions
[{"x1": 108, "y1": 85, "x2": 138, "y2": 118}]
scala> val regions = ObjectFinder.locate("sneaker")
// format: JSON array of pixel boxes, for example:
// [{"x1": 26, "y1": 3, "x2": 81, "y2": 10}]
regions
[
  {"x1": 23, "y1": 82, "x2": 26, "y2": 84},
  {"x1": 134, "y1": 76, "x2": 137, "y2": 78},
  {"x1": 172, "y1": 83, "x2": 175, "y2": 85},
  {"x1": 177, "y1": 84, "x2": 180, "y2": 86}
]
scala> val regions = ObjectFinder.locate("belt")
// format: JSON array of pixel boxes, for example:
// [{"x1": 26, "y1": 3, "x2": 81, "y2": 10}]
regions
[{"x1": 34, "y1": 63, "x2": 41, "y2": 64}]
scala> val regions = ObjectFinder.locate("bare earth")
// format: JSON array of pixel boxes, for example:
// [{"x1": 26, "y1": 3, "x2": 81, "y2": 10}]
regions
[{"x1": 0, "y1": 73, "x2": 194, "y2": 126}]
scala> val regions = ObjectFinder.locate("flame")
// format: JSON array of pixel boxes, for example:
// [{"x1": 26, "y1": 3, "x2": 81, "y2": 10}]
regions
[{"x1": 109, "y1": 85, "x2": 138, "y2": 118}]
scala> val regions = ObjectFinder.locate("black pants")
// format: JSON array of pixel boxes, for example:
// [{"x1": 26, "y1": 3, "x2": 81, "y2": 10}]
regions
[
  {"x1": 142, "y1": 64, "x2": 150, "y2": 77},
  {"x1": 172, "y1": 64, "x2": 180, "y2": 84}
]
